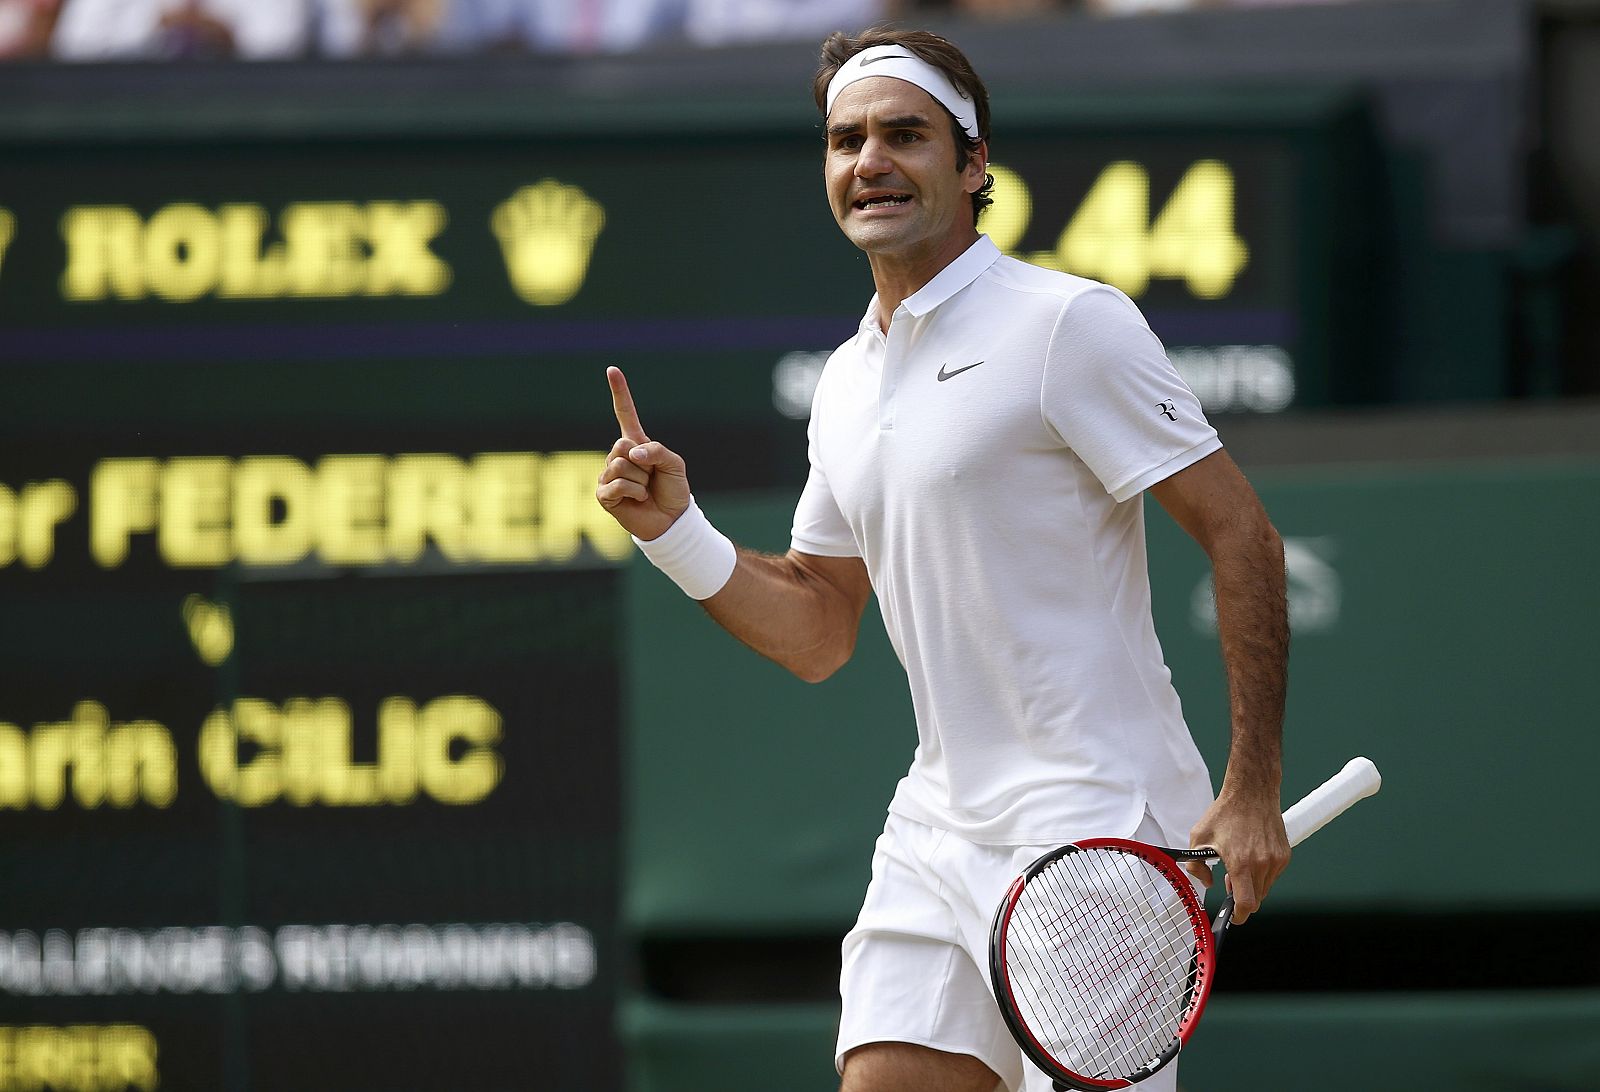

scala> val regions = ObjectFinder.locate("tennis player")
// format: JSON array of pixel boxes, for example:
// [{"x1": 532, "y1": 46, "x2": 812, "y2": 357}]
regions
[{"x1": 597, "y1": 26, "x2": 1290, "y2": 1092}]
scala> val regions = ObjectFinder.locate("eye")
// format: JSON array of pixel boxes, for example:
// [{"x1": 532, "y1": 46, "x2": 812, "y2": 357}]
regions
[
  {"x1": 897, "y1": 131, "x2": 920, "y2": 143},
  {"x1": 836, "y1": 134, "x2": 863, "y2": 151}
]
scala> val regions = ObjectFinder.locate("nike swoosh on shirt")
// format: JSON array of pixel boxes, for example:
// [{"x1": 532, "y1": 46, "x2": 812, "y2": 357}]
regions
[{"x1": 937, "y1": 361, "x2": 983, "y2": 382}]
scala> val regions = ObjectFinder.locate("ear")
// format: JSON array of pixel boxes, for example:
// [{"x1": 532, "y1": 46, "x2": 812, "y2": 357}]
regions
[{"x1": 964, "y1": 140, "x2": 989, "y2": 194}]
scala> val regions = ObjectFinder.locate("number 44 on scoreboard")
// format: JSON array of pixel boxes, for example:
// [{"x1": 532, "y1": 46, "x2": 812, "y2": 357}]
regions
[{"x1": 986, "y1": 159, "x2": 1249, "y2": 300}]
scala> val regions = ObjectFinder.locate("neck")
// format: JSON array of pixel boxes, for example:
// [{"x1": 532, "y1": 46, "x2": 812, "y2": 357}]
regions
[{"x1": 868, "y1": 227, "x2": 980, "y2": 331}]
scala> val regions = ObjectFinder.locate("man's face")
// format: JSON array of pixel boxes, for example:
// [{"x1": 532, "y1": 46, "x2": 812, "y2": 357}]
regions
[{"x1": 824, "y1": 76, "x2": 986, "y2": 259}]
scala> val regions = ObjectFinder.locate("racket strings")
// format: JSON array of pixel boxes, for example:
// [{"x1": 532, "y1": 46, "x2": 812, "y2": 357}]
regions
[{"x1": 1004, "y1": 848, "x2": 1201, "y2": 1081}]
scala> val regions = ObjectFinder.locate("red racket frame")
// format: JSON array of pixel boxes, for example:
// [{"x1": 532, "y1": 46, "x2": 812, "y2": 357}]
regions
[{"x1": 988, "y1": 837, "x2": 1226, "y2": 1091}]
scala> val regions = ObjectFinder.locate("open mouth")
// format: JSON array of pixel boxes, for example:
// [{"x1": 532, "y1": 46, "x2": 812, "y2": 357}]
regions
[{"x1": 854, "y1": 194, "x2": 913, "y2": 210}]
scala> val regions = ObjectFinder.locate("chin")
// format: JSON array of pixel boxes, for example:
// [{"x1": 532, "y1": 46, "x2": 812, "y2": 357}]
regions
[{"x1": 844, "y1": 220, "x2": 919, "y2": 254}]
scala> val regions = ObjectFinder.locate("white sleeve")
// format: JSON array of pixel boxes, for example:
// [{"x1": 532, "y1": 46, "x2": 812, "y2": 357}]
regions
[
  {"x1": 1042, "y1": 285, "x2": 1221, "y2": 503},
  {"x1": 788, "y1": 408, "x2": 859, "y2": 558}
]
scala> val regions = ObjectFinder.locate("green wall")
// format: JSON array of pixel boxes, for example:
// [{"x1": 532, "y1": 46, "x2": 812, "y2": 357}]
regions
[{"x1": 628, "y1": 459, "x2": 1600, "y2": 926}]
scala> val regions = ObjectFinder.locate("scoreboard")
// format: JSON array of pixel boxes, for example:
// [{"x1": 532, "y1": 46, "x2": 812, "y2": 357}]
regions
[
  {"x1": 0, "y1": 83, "x2": 1378, "y2": 1091},
  {"x1": 0, "y1": 87, "x2": 1379, "y2": 447}
]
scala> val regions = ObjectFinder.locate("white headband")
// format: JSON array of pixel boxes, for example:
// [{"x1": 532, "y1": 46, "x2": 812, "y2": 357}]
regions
[{"x1": 824, "y1": 45, "x2": 980, "y2": 141}]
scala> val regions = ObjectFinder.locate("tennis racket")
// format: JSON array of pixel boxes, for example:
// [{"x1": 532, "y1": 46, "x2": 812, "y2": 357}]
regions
[{"x1": 988, "y1": 756, "x2": 1381, "y2": 1090}]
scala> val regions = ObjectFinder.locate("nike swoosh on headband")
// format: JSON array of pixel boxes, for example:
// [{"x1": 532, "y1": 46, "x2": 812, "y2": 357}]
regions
[{"x1": 825, "y1": 46, "x2": 980, "y2": 139}]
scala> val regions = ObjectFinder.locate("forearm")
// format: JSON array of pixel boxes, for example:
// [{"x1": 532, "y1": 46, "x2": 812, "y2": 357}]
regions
[
  {"x1": 702, "y1": 548, "x2": 863, "y2": 683},
  {"x1": 1152, "y1": 453, "x2": 1291, "y2": 915},
  {"x1": 595, "y1": 367, "x2": 866, "y2": 682},
  {"x1": 1210, "y1": 514, "x2": 1288, "y2": 798}
]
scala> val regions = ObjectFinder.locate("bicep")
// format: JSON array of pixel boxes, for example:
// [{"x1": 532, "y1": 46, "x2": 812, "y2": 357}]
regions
[
  {"x1": 1149, "y1": 449, "x2": 1275, "y2": 555},
  {"x1": 787, "y1": 550, "x2": 873, "y2": 626}
]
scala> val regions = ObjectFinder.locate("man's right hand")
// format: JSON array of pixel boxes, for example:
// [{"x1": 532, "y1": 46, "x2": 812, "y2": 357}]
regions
[{"x1": 595, "y1": 365, "x2": 691, "y2": 541}]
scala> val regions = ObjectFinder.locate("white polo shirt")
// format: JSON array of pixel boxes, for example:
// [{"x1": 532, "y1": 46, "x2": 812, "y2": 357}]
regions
[{"x1": 791, "y1": 235, "x2": 1219, "y2": 846}]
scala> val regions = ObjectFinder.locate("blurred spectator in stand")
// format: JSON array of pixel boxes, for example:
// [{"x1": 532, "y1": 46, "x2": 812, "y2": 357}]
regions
[
  {"x1": 1081, "y1": 0, "x2": 1190, "y2": 14},
  {"x1": 426, "y1": 0, "x2": 675, "y2": 54},
  {"x1": 947, "y1": 0, "x2": 1059, "y2": 16},
  {"x1": 319, "y1": 0, "x2": 445, "y2": 56},
  {"x1": 427, "y1": 0, "x2": 888, "y2": 55},
  {"x1": 682, "y1": 0, "x2": 889, "y2": 47},
  {"x1": 1082, "y1": 0, "x2": 1363, "y2": 13},
  {"x1": 899, "y1": 0, "x2": 1064, "y2": 13},
  {"x1": 51, "y1": 0, "x2": 312, "y2": 60},
  {"x1": 0, "y1": 0, "x2": 63, "y2": 58}
]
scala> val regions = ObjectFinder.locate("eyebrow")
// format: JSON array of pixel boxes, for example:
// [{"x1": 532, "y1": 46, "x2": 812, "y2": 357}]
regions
[{"x1": 825, "y1": 114, "x2": 935, "y2": 138}]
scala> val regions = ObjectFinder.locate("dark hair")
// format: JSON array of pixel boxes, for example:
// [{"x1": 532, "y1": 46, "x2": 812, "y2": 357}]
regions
[{"x1": 813, "y1": 27, "x2": 994, "y2": 226}]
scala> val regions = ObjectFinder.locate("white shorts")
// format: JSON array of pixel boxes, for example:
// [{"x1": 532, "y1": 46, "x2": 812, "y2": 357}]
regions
[{"x1": 836, "y1": 810, "x2": 1180, "y2": 1092}]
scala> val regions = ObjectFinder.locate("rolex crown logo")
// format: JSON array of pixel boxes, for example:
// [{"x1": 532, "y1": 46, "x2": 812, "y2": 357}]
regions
[{"x1": 491, "y1": 180, "x2": 606, "y2": 306}]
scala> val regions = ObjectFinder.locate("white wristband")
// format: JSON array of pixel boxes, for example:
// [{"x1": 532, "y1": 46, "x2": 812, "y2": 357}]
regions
[{"x1": 632, "y1": 496, "x2": 737, "y2": 600}]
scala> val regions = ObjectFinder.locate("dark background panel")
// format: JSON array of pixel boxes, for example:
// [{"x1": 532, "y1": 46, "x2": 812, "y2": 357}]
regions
[{"x1": 0, "y1": 558, "x2": 622, "y2": 1089}]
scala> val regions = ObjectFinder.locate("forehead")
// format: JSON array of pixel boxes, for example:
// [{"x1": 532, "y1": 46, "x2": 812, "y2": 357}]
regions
[{"x1": 826, "y1": 75, "x2": 948, "y2": 130}]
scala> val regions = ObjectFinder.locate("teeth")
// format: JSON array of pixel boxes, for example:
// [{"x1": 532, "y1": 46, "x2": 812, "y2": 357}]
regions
[{"x1": 860, "y1": 195, "x2": 910, "y2": 209}]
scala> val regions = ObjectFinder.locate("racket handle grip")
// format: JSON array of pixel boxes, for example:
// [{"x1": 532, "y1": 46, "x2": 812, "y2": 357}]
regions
[{"x1": 1282, "y1": 757, "x2": 1381, "y2": 847}]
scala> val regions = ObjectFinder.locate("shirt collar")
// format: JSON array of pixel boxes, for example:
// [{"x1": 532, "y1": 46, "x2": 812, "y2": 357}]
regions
[
  {"x1": 857, "y1": 234, "x2": 1003, "y2": 336},
  {"x1": 858, "y1": 297, "x2": 882, "y2": 337},
  {"x1": 900, "y1": 234, "x2": 1001, "y2": 318}
]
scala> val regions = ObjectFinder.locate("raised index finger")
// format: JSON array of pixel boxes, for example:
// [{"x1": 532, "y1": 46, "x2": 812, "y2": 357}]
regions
[{"x1": 607, "y1": 366, "x2": 649, "y2": 444}]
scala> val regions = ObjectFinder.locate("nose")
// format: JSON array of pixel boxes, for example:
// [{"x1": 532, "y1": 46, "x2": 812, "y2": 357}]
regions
[{"x1": 854, "y1": 133, "x2": 894, "y2": 178}]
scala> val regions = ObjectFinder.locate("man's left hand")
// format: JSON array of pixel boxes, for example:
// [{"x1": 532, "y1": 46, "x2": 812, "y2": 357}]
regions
[{"x1": 1185, "y1": 792, "x2": 1290, "y2": 924}]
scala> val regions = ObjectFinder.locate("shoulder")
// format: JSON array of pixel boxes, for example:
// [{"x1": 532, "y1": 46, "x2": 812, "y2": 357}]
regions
[{"x1": 976, "y1": 255, "x2": 1149, "y2": 328}]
